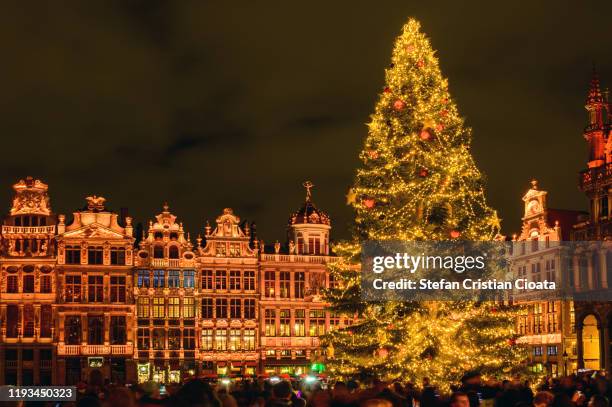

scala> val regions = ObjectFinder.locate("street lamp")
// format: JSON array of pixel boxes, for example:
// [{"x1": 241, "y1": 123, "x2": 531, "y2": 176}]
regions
[{"x1": 562, "y1": 350, "x2": 569, "y2": 376}]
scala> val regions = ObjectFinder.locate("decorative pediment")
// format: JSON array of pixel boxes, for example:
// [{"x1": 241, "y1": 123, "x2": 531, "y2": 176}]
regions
[
  {"x1": 61, "y1": 223, "x2": 129, "y2": 240},
  {"x1": 209, "y1": 208, "x2": 247, "y2": 238},
  {"x1": 10, "y1": 177, "x2": 51, "y2": 216}
]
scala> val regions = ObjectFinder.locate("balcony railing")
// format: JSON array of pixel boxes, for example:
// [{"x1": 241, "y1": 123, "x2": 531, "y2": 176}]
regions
[
  {"x1": 260, "y1": 254, "x2": 337, "y2": 264},
  {"x1": 145, "y1": 258, "x2": 193, "y2": 268},
  {"x1": 57, "y1": 343, "x2": 133, "y2": 356},
  {"x1": 1, "y1": 225, "x2": 56, "y2": 235},
  {"x1": 259, "y1": 336, "x2": 320, "y2": 347}
]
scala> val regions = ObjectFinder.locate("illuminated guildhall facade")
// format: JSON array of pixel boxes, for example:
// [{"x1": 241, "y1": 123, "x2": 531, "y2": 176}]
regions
[{"x1": 0, "y1": 179, "x2": 346, "y2": 385}]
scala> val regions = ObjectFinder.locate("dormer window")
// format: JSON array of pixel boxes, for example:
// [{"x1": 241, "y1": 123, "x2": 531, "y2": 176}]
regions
[
  {"x1": 153, "y1": 245, "x2": 164, "y2": 259},
  {"x1": 170, "y1": 232, "x2": 178, "y2": 240},
  {"x1": 169, "y1": 245, "x2": 179, "y2": 259},
  {"x1": 154, "y1": 232, "x2": 163, "y2": 240}
]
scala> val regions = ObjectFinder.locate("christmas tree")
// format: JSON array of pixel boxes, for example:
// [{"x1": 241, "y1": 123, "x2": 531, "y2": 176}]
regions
[{"x1": 324, "y1": 19, "x2": 528, "y2": 389}]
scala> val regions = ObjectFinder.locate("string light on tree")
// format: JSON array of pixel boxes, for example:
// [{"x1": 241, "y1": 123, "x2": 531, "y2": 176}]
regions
[{"x1": 322, "y1": 18, "x2": 529, "y2": 391}]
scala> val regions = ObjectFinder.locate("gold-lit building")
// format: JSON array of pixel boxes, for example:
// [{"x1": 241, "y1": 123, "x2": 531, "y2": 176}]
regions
[
  {"x1": 0, "y1": 177, "x2": 57, "y2": 385},
  {"x1": 0, "y1": 179, "x2": 342, "y2": 385},
  {"x1": 511, "y1": 180, "x2": 584, "y2": 376}
]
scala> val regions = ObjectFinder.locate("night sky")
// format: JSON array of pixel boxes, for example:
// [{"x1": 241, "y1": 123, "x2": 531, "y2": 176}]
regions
[{"x1": 1, "y1": 1, "x2": 611, "y2": 242}]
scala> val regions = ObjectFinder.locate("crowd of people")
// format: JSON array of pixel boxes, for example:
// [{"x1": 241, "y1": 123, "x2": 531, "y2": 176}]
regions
[{"x1": 18, "y1": 371, "x2": 612, "y2": 407}]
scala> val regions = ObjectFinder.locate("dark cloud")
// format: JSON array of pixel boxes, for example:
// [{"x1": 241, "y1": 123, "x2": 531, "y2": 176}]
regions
[{"x1": 0, "y1": 0, "x2": 611, "y2": 241}]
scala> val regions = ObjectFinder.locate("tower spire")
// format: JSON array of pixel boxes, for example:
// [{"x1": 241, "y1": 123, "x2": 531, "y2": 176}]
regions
[{"x1": 586, "y1": 67, "x2": 605, "y2": 130}]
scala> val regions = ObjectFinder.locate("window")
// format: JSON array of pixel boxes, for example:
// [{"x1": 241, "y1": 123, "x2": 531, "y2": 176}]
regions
[
  {"x1": 215, "y1": 270, "x2": 227, "y2": 290},
  {"x1": 23, "y1": 274, "x2": 34, "y2": 293},
  {"x1": 244, "y1": 271, "x2": 255, "y2": 291},
  {"x1": 201, "y1": 329, "x2": 213, "y2": 350},
  {"x1": 600, "y1": 196, "x2": 609, "y2": 218},
  {"x1": 547, "y1": 345, "x2": 558, "y2": 356},
  {"x1": 88, "y1": 246, "x2": 104, "y2": 265},
  {"x1": 88, "y1": 276, "x2": 104, "y2": 302},
  {"x1": 297, "y1": 232, "x2": 304, "y2": 254},
  {"x1": 168, "y1": 297, "x2": 180, "y2": 318},
  {"x1": 183, "y1": 270, "x2": 195, "y2": 288},
  {"x1": 137, "y1": 270, "x2": 150, "y2": 288},
  {"x1": 40, "y1": 274, "x2": 52, "y2": 293},
  {"x1": 201, "y1": 298, "x2": 213, "y2": 319},
  {"x1": 153, "y1": 328, "x2": 165, "y2": 349},
  {"x1": 534, "y1": 346, "x2": 543, "y2": 356},
  {"x1": 294, "y1": 309, "x2": 305, "y2": 336},
  {"x1": 110, "y1": 247, "x2": 126, "y2": 265},
  {"x1": 40, "y1": 305, "x2": 52, "y2": 337},
  {"x1": 153, "y1": 270, "x2": 165, "y2": 288},
  {"x1": 169, "y1": 245, "x2": 179, "y2": 259},
  {"x1": 88, "y1": 316, "x2": 104, "y2": 345},
  {"x1": 183, "y1": 297, "x2": 195, "y2": 318},
  {"x1": 215, "y1": 329, "x2": 227, "y2": 350},
  {"x1": 216, "y1": 298, "x2": 228, "y2": 319},
  {"x1": 65, "y1": 275, "x2": 81, "y2": 302},
  {"x1": 229, "y1": 329, "x2": 241, "y2": 351},
  {"x1": 168, "y1": 329, "x2": 181, "y2": 349},
  {"x1": 230, "y1": 271, "x2": 241, "y2": 290},
  {"x1": 280, "y1": 272, "x2": 290, "y2": 298},
  {"x1": 153, "y1": 245, "x2": 164, "y2": 259},
  {"x1": 138, "y1": 328, "x2": 150, "y2": 349},
  {"x1": 65, "y1": 315, "x2": 81, "y2": 344},
  {"x1": 111, "y1": 316, "x2": 126, "y2": 345},
  {"x1": 279, "y1": 309, "x2": 290, "y2": 336},
  {"x1": 309, "y1": 310, "x2": 326, "y2": 336},
  {"x1": 265, "y1": 309, "x2": 276, "y2": 336},
  {"x1": 137, "y1": 298, "x2": 150, "y2": 318},
  {"x1": 23, "y1": 304, "x2": 34, "y2": 337},
  {"x1": 110, "y1": 276, "x2": 126, "y2": 302},
  {"x1": 230, "y1": 299, "x2": 241, "y2": 319},
  {"x1": 168, "y1": 270, "x2": 180, "y2": 288},
  {"x1": 295, "y1": 272, "x2": 305, "y2": 298},
  {"x1": 183, "y1": 328, "x2": 195, "y2": 350},
  {"x1": 244, "y1": 329, "x2": 255, "y2": 350},
  {"x1": 7, "y1": 274, "x2": 18, "y2": 293},
  {"x1": 264, "y1": 271, "x2": 275, "y2": 297},
  {"x1": 152, "y1": 297, "x2": 165, "y2": 318},
  {"x1": 66, "y1": 246, "x2": 81, "y2": 264},
  {"x1": 244, "y1": 299, "x2": 255, "y2": 319},
  {"x1": 201, "y1": 270, "x2": 213, "y2": 290}
]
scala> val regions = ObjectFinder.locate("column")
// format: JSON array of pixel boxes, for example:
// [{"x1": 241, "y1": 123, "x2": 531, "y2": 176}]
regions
[
  {"x1": 587, "y1": 254, "x2": 594, "y2": 290},
  {"x1": 576, "y1": 322, "x2": 584, "y2": 370},
  {"x1": 600, "y1": 249, "x2": 608, "y2": 289},
  {"x1": 573, "y1": 256, "x2": 581, "y2": 290},
  {"x1": 104, "y1": 313, "x2": 110, "y2": 345}
]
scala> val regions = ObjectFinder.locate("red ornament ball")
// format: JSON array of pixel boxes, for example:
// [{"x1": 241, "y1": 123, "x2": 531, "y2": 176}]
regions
[
  {"x1": 377, "y1": 348, "x2": 389, "y2": 358},
  {"x1": 436, "y1": 124, "x2": 445, "y2": 132},
  {"x1": 418, "y1": 169, "x2": 429, "y2": 178},
  {"x1": 367, "y1": 150, "x2": 379, "y2": 159},
  {"x1": 491, "y1": 307, "x2": 498, "y2": 313},
  {"x1": 363, "y1": 198, "x2": 376, "y2": 209},
  {"x1": 393, "y1": 99, "x2": 406, "y2": 110},
  {"x1": 507, "y1": 338, "x2": 516, "y2": 346},
  {"x1": 419, "y1": 130, "x2": 431, "y2": 141},
  {"x1": 383, "y1": 87, "x2": 391, "y2": 94},
  {"x1": 450, "y1": 230, "x2": 461, "y2": 239},
  {"x1": 405, "y1": 44, "x2": 415, "y2": 53},
  {"x1": 440, "y1": 109, "x2": 448, "y2": 117},
  {"x1": 417, "y1": 60, "x2": 425, "y2": 68}
]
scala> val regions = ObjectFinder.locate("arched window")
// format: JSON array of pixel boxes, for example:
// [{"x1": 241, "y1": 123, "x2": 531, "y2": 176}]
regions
[
  {"x1": 153, "y1": 245, "x2": 164, "y2": 259},
  {"x1": 154, "y1": 232, "x2": 163, "y2": 240},
  {"x1": 6, "y1": 305, "x2": 18, "y2": 338},
  {"x1": 169, "y1": 246, "x2": 179, "y2": 259},
  {"x1": 582, "y1": 314, "x2": 601, "y2": 370}
]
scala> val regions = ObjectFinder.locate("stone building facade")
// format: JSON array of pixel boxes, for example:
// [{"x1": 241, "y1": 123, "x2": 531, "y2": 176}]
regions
[{"x1": 0, "y1": 180, "x2": 342, "y2": 385}]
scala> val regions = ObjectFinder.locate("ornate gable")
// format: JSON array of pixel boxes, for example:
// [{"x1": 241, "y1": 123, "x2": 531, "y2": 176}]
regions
[{"x1": 198, "y1": 208, "x2": 255, "y2": 258}]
